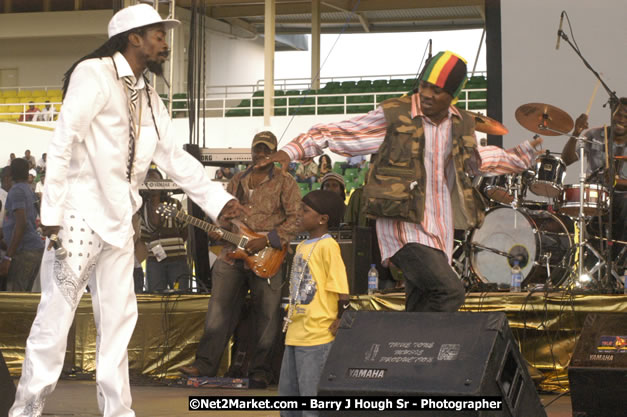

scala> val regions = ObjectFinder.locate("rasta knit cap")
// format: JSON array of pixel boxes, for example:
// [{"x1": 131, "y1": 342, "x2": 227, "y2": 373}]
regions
[
  {"x1": 302, "y1": 190, "x2": 346, "y2": 228},
  {"x1": 419, "y1": 51, "x2": 468, "y2": 104}
]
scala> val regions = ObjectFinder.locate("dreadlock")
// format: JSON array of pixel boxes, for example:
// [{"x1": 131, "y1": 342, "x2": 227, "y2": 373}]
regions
[{"x1": 61, "y1": 27, "x2": 148, "y2": 99}]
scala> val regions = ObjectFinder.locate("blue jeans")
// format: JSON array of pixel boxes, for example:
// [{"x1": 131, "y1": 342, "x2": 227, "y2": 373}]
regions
[
  {"x1": 278, "y1": 342, "x2": 333, "y2": 417},
  {"x1": 145, "y1": 257, "x2": 190, "y2": 292}
]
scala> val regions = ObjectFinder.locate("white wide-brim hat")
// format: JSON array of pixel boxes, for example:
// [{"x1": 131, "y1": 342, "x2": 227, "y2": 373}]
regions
[{"x1": 108, "y1": 4, "x2": 180, "y2": 39}]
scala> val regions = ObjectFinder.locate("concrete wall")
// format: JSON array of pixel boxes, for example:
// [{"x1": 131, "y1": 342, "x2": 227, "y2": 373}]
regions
[
  {"x1": 500, "y1": 0, "x2": 627, "y2": 184},
  {"x1": 0, "y1": 7, "x2": 267, "y2": 93}
]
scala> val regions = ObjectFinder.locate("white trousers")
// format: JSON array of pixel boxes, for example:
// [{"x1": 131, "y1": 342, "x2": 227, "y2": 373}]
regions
[{"x1": 9, "y1": 211, "x2": 138, "y2": 417}]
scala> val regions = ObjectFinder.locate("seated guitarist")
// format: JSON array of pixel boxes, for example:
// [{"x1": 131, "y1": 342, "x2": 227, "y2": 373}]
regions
[{"x1": 180, "y1": 131, "x2": 302, "y2": 388}]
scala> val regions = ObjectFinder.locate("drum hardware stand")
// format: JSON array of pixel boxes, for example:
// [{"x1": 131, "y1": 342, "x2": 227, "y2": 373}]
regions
[{"x1": 557, "y1": 14, "x2": 620, "y2": 290}]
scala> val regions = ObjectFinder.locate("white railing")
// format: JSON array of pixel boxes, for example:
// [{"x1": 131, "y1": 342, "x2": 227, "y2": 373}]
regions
[
  {"x1": 171, "y1": 88, "x2": 487, "y2": 118},
  {"x1": 0, "y1": 78, "x2": 488, "y2": 120}
]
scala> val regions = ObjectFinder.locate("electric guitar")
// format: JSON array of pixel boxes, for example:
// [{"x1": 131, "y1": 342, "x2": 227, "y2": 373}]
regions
[{"x1": 156, "y1": 202, "x2": 287, "y2": 279}]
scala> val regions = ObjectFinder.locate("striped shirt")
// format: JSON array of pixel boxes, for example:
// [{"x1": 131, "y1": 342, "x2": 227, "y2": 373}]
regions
[
  {"x1": 282, "y1": 93, "x2": 535, "y2": 264},
  {"x1": 139, "y1": 198, "x2": 187, "y2": 260}
]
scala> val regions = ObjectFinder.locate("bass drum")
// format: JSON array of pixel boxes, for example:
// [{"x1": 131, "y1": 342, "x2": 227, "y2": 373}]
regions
[{"x1": 470, "y1": 207, "x2": 574, "y2": 288}]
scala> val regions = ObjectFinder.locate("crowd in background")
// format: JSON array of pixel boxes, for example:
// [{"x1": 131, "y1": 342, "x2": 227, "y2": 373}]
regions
[{"x1": 0, "y1": 150, "x2": 374, "y2": 294}]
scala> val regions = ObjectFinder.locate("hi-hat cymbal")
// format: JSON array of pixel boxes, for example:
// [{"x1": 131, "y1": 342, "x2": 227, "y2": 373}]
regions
[
  {"x1": 515, "y1": 103, "x2": 574, "y2": 136},
  {"x1": 468, "y1": 111, "x2": 509, "y2": 135}
]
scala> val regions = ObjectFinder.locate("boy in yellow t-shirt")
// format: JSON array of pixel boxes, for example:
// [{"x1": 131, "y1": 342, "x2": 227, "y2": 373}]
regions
[{"x1": 279, "y1": 190, "x2": 349, "y2": 416}]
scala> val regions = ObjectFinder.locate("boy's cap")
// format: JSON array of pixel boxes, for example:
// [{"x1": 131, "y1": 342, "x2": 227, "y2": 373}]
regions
[
  {"x1": 252, "y1": 131, "x2": 277, "y2": 151},
  {"x1": 108, "y1": 4, "x2": 180, "y2": 39},
  {"x1": 303, "y1": 190, "x2": 345, "y2": 228}
]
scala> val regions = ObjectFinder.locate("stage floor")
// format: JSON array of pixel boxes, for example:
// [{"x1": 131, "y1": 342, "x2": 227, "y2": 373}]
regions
[{"x1": 30, "y1": 379, "x2": 574, "y2": 417}]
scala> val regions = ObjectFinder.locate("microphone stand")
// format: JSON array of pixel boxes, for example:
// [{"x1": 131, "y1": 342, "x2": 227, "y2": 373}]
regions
[{"x1": 557, "y1": 27, "x2": 620, "y2": 291}]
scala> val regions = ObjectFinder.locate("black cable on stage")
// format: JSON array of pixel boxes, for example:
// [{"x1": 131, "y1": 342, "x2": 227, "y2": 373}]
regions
[{"x1": 543, "y1": 389, "x2": 570, "y2": 409}]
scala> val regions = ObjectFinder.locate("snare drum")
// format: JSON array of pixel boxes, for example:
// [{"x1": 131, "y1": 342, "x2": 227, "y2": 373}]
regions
[
  {"x1": 559, "y1": 183, "x2": 609, "y2": 217},
  {"x1": 470, "y1": 207, "x2": 574, "y2": 288},
  {"x1": 529, "y1": 154, "x2": 566, "y2": 198}
]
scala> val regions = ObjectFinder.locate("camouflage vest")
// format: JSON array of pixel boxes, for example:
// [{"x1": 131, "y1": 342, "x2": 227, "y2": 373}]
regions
[{"x1": 363, "y1": 96, "x2": 486, "y2": 229}]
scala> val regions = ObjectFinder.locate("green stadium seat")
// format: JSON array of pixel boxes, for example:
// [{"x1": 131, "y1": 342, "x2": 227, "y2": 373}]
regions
[
  {"x1": 286, "y1": 90, "x2": 301, "y2": 106},
  {"x1": 372, "y1": 79, "x2": 388, "y2": 90},
  {"x1": 347, "y1": 105, "x2": 373, "y2": 114},
  {"x1": 468, "y1": 101, "x2": 487, "y2": 110},
  {"x1": 172, "y1": 93, "x2": 186, "y2": 109},
  {"x1": 344, "y1": 168, "x2": 359, "y2": 181},
  {"x1": 347, "y1": 94, "x2": 374, "y2": 104},
  {"x1": 298, "y1": 182, "x2": 310, "y2": 196},
  {"x1": 301, "y1": 90, "x2": 317, "y2": 106},
  {"x1": 388, "y1": 79, "x2": 404, "y2": 88},
  {"x1": 356, "y1": 80, "x2": 372, "y2": 90},
  {"x1": 226, "y1": 109, "x2": 251, "y2": 117},
  {"x1": 318, "y1": 106, "x2": 344, "y2": 115},
  {"x1": 323, "y1": 81, "x2": 341, "y2": 90},
  {"x1": 468, "y1": 90, "x2": 487, "y2": 100},
  {"x1": 340, "y1": 81, "x2": 356, "y2": 91},
  {"x1": 345, "y1": 181, "x2": 358, "y2": 193},
  {"x1": 289, "y1": 107, "x2": 315, "y2": 116},
  {"x1": 333, "y1": 162, "x2": 344, "y2": 174},
  {"x1": 377, "y1": 93, "x2": 400, "y2": 104}
]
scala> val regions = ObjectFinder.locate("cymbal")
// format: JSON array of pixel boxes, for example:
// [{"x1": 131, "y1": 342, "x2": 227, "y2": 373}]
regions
[
  {"x1": 468, "y1": 111, "x2": 509, "y2": 135},
  {"x1": 515, "y1": 103, "x2": 574, "y2": 136}
]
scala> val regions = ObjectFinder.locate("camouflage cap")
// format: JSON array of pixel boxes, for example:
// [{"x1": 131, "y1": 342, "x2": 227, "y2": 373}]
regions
[{"x1": 252, "y1": 131, "x2": 277, "y2": 151}]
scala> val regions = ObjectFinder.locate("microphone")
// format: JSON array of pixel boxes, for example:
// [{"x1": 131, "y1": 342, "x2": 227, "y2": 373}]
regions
[
  {"x1": 555, "y1": 11, "x2": 565, "y2": 50},
  {"x1": 428, "y1": 38, "x2": 432, "y2": 60},
  {"x1": 49, "y1": 234, "x2": 67, "y2": 260}
]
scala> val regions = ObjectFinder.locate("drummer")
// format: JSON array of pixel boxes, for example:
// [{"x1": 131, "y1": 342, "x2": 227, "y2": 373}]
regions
[
  {"x1": 560, "y1": 98, "x2": 627, "y2": 241},
  {"x1": 260, "y1": 50, "x2": 543, "y2": 313}
]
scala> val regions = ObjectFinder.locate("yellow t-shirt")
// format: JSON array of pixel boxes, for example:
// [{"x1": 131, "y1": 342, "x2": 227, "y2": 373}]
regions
[{"x1": 285, "y1": 235, "x2": 349, "y2": 346}]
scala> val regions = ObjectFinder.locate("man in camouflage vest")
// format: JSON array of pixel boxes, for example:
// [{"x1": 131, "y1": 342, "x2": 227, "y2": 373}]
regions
[{"x1": 263, "y1": 51, "x2": 542, "y2": 312}]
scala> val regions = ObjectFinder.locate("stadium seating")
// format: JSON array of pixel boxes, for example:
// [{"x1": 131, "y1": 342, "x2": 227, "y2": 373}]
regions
[{"x1": 2, "y1": 75, "x2": 486, "y2": 120}]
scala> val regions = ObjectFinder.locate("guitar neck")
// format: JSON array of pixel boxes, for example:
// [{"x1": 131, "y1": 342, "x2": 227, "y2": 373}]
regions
[{"x1": 175, "y1": 211, "x2": 244, "y2": 247}]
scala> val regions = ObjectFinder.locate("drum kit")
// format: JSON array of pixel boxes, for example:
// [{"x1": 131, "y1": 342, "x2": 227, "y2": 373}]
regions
[{"x1": 454, "y1": 103, "x2": 625, "y2": 292}]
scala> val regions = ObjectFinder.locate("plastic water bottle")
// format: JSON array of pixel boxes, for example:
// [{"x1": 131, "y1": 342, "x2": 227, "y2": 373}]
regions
[
  {"x1": 367, "y1": 264, "x2": 379, "y2": 295},
  {"x1": 511, "y1": 260, "x2": 522, "y2": 292}
]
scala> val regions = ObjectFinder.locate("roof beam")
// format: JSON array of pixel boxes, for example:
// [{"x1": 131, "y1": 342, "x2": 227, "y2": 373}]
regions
[
  {"x1": 268, "y1": 14, "x2": 482, "y2": 26},
  {"x1": 207, "y1": 0, "x2": 484, "y2": 19},
  {"x1": 321, "y1": 1, "x2": 370, "y2": 32}
]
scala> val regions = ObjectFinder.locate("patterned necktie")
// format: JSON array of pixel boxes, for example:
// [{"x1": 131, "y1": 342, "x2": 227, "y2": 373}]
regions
[{"x1": 123, "y1": 76, "x2": 138, "y2": 182}]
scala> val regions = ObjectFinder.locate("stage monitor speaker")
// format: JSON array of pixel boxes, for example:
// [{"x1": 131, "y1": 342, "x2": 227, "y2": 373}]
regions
[
  {"x1": 0, "y1": 349, "x2": 16, "y2": 417},
  {"x1": 568, "y1": 313, "x2": 627, "y2": 417},
  {"x1": 318, "y1": 311, "x2": 546, "y2": 417},
  {"x1": 289, "y1": 226, "x2": 373, "y2": 295},
  {"x1": 338, "y1": 226, "x2": 372, "y2": 295}
]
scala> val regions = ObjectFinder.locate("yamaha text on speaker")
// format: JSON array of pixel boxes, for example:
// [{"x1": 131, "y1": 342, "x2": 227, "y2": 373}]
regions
[{"x1": 568, "y1": 313, "x2": 627, "y2": 417}]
